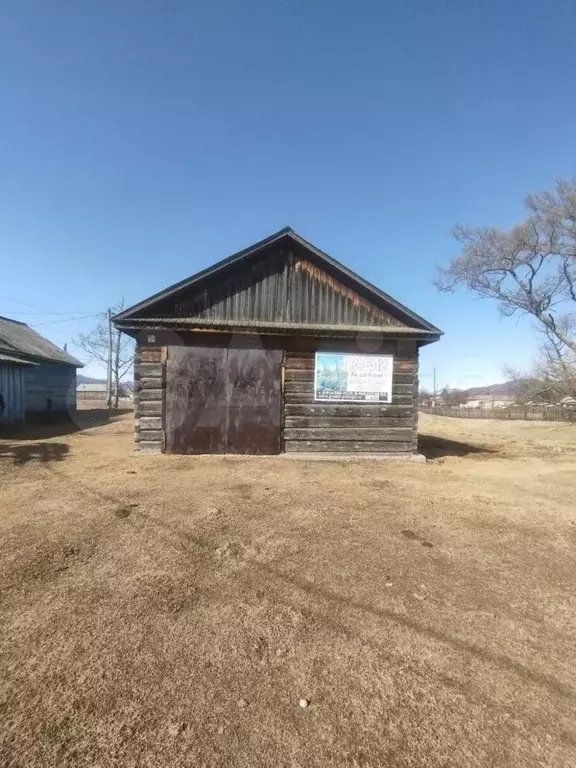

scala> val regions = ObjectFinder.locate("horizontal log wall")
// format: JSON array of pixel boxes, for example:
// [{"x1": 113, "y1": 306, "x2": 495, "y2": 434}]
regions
[
  {"x1": 133, "y1": 346, "x2": 166, "y2": 452},
  {"x1": 283, "y1": 344, "x2": 418, "y2": 454},
  {"x1": 129, "y1": 334, "x2": 421, "y2": 455}
]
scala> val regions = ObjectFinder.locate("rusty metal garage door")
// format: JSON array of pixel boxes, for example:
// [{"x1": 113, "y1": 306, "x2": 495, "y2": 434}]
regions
[{"x1": 165, "y1": 342, "x2": 282, "y2": 454}]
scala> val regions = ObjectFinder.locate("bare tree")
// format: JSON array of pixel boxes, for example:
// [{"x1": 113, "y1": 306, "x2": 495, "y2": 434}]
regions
[
  {"x1": 75, "y1": 301, "x2": 134, "y2": 408},
  {"x1": 418, "y1": 388, "x2": 433, "y2": 406},
  {"x1": 437, "y1": 178, "x2": 576, "y2": 356},
  {"x1": 536, "y1": 315, "x2": 576, "y2": 389},
  {"x1": 440, "y1": 386, "x2": 467, "y2": 407},
  {"x1": 504, "y1": 322, "x2": 576, "y2": 404},
  {"x1": 504, "y1": 366, "x2": 569, "y2": 405}
]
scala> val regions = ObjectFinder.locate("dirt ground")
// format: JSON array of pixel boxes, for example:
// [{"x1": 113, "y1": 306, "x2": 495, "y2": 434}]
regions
[{"x1": 1, "y1": 410, "x2": 575, "y2": 767}]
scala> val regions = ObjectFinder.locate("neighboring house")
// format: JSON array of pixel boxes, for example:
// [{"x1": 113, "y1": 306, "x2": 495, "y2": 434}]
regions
[
  {"x1": 77, "y1": 382, "x2": 108, "y2": 400},
  {"x1": 0, "y1": 316, "x2": 83, "y2": 424},
  {"x1": 77, "y1": 381, "x2": 134, "y2": 401},
  {"x1": 0, "y1": 351, "x2": 36, "y2": 423},
  {"x1": 463, "y1": 395, "x2": 516, "y2": 409},
  {"x1": 559, "y1": 396, "x2": 576, "y2": 408},
  {"x1": 114, "y1": 227, "x2": 442, "y2": 456}
]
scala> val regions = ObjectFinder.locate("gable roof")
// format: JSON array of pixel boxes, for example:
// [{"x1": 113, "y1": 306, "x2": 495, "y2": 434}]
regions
[
  {"x1": 114, "y1": 228, "x2": 442, "y2": 338},
  {"x1": 0, "y1": 317, "x2": 83, "y2": 367}
]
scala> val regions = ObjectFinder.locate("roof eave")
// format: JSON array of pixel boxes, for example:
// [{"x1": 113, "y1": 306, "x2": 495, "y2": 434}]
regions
[
  {"x1": 11, "y1": 354, "x2": 83, "y2": 368},
  {"x1": 115, "y1": 316, "x2": 441, "y2": 341},
  {"x1": 0, "y1": 353, "x2": 39, "y2": 366}
]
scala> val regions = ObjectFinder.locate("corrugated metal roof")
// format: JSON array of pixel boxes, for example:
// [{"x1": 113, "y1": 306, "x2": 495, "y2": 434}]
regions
[
  {"x1": 116, "y1": 316, "x2": 438, "y2": 335},
  {"x1": 0, "y1": 352, "x2": 38, "y2": 366},
  {"x1": 0, "y1": 316, "x2": 83, "y2": 367}
]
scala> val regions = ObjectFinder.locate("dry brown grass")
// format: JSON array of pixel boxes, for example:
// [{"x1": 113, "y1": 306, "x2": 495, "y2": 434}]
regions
[{"x1": 1, "y1": 410, "x2": 575, "y2": 767}]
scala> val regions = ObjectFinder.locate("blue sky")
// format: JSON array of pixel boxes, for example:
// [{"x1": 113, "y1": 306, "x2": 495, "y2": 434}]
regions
[{"x1": 1, "y1": 0, "x2": 575, "y2": 387}]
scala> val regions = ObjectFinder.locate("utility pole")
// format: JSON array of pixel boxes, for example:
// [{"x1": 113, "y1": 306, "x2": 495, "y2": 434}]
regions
[
  {"x1": 113, "y1": 316, "x2": 121, "y2": 408},
  {"x1": 433, "y1": 367, "x2": 437, "y2": 407},
  {"x1": 106, "y1": 309, "x2": 113, "y2": 409}
]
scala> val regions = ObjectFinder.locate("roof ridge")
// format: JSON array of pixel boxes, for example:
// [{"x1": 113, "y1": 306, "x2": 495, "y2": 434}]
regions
[{"x1": 0, "y1": 315, "x2": 28, "y2": 326}]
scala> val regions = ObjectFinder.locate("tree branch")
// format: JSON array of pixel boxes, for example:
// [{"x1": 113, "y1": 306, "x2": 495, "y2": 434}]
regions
[{"x1": 438, "y1": 177, "x2": 576, "y2": 356}]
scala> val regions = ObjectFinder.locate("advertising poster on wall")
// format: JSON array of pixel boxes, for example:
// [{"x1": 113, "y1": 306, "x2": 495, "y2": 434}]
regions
[{"x1": 314, "y1": 353, "x2": 394, "y2": 403}]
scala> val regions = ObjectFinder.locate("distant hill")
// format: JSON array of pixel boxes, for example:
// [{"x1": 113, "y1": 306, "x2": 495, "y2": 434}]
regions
[
  {"x1": 463, "y1": 381, "x2": 523, "y2": 397},
  {"x1": 77, "y1": 374, "x2": 106, "y2": 385}
]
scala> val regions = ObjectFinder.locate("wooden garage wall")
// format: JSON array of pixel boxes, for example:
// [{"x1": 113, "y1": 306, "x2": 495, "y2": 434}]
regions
[
  {"x1": 133, "y1": 336, "x2": 420, "y2": 455},
  {"x1": 133, "y1": 345, "x2": 166, "y2": 452},
  {"x1": 283, "y1": 341, "x2": 419, "y2": 453}
]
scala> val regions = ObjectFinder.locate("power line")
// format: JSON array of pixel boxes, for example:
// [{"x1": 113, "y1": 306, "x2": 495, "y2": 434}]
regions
[
  {"x1": 0, "y1": 296, "x2": 53, "y2": 312},
  {"x1": 2, "y1": 310, "x2": 104, "y2": 316},
  {"x1": 0, "y1": 296, "x2": 103, "y2": 317},
  {"x1": 33, "y1": 314, "x2": 102, "y2": 327}
]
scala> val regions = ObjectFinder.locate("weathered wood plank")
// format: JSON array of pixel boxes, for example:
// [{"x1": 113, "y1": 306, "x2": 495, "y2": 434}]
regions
[
  {"x1": 136, "y1": 363, "x2": 163, "y2": 379},
  {"x1": 135, "y1": 378, "x2": 167, "y2": 391},
  {"x1": 138, "y1": 347, "x2": 164, "y2": 363},
  {"x1": 137, "y1": 429, "x2": 164, "y2": 442},
  {"x1": 284, "y1": 356, "x2": 314, "y2": 369},
  {"x1": 284, "y1": 428, "x2": 414, "y2": 441},
  {"x1": 284, "y1": 416, "x2": 413, "y2": 428},
  {"x1": 284, "y1": 392, "x2": 414, "y2": 405},
  {"x1": 284, "y1": 381, "x2": 312, "y2": 394},
  {"x1": 137, "y1": 388, "x2": 165, "y2": 401},
  {"x1": 395, "y1": 359, "x2": 416, "y2": 373},
  {"x1": 137, "y1": 441, "x2": 163, "y2": 453},
  {"x1": 284, "y1": 369, "x2": 415, "y2": 384},
  {"x1": 284, "y1": 440, "x2": 414, "y2": 453},
  {"x1": 284, "y1": 355, "x2": 416, "y2": 370},
  {"x1": 390, "y1": 384, "x2": 417, "y2": 394},
  {"x1": 284, "y1": 369, "x2": 315, "y2": 381},
  {"x1": 284, "y1": 381, "x2": 414, "y2": 395},
  {"x1": 284, "y1": 339, "x2": 400, "y2": 355},
  {"x1": 284, "y1": 403, "x2": 413, "y2": 417},
  {"x1": 138, "y1": 416, "x2": 163, "y2": 430},
  {"x1": 139, "y1": 401, "x2": 163, "y2": 416}
]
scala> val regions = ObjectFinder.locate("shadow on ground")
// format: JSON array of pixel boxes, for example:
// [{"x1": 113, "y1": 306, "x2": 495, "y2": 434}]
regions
[
  {"x1": 0, "y1": 409, "x2": 132, "y2": 441},
  {"x1": 418, "y1": 433, "x2": 498, "y2": 460},
  {"x1": 0, "y1": 441, "x2": 69, "y2": 465}
]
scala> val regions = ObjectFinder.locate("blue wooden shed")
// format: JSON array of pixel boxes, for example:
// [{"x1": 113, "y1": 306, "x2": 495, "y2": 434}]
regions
[{"x1": 0, "y1": 317, "x2": 83, "y2": 425}]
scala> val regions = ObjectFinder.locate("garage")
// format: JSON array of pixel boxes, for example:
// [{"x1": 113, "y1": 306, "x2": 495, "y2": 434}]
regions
[{"x1": 113, "y1": 227, "x2": 442, "y2": 456}]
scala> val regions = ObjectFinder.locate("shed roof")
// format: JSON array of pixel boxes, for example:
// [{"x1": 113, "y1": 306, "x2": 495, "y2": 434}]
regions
[
  {"x1": 0, "y1": 316, "x2": 83, "y2": 367},
  {"x1": 0, "y1": 352, "x2": 38, "y2": 366},
  {"x1": 114, "y1": 228, "x2": 442, "y2": 339}
]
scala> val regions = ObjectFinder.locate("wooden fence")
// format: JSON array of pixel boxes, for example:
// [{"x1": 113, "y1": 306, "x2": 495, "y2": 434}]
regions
[
  {"x1": 420, "y1": 406, "x2": 576, "y2": 423},
  {"x1": 77, "y1": 391, "x2": 107, "y2": 401}
]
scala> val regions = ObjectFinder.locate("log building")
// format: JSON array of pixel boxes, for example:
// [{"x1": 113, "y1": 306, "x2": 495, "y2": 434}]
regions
[{"x1": 114, "y1": 228, "x2": 441, "y2": 455}]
